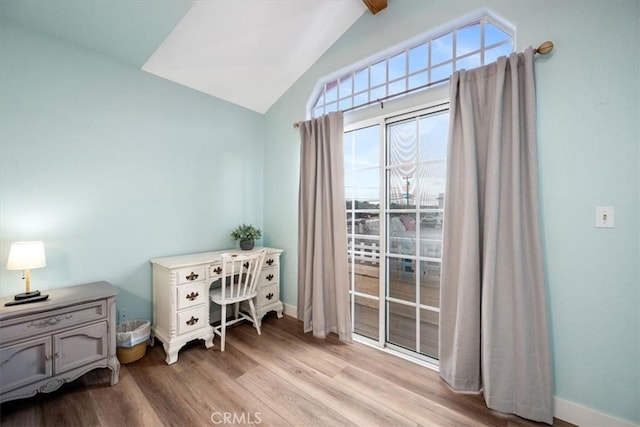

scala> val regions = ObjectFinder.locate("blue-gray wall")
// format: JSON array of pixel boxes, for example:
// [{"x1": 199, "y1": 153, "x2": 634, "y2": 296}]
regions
[
  {"x1": 264, "y1": 0, "x2": 639, "y2": 424},
  {"x1": 0, "y1": 23, "x2": 266, "y2": 322}
]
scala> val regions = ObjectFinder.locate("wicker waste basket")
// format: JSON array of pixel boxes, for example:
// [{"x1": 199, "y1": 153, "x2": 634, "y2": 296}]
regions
[{"x1": 116, "y1": 320, "x2": 150, "y2": 364}]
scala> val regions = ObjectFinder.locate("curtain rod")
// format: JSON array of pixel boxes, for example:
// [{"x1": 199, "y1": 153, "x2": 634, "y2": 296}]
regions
[{"x1": 293, "y1": 41, "x2": 554, "y2": 129}]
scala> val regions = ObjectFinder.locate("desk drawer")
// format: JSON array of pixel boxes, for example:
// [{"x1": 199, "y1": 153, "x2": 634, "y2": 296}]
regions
[
  {"x1": 260, "y1": 267, "x2": 279, "y2": 285},
  {"x1": 257, "y1": 283, "x2": 279, "y2": 308},
  {"x1": 177, "y1": 282, "x2": 207, "y2": 310},
  {"x1": 177, "y1": 306, "x2": 207, "y2": 335},
  {"x1": 208, "y1": 263, "x2": 223, "y2": 281},
  {"x1": 208, "y1": 263, "x2": 253, "y2": 285},
  {"x1": 264, "y1": 254, "x2": 279, "y2": 268},
  {"x1": 0, "y1": 301, "x2": 106, "y2": 344},
  {"x1": 175, "y1": 266, "x2": 206, "y2": 285}
]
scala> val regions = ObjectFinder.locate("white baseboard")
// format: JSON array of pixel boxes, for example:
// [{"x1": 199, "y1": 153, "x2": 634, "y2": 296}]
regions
[
  {"x1": 282, "y1": 303, "x2": 297, "y2": 319},
  {"x1": 554, "y1": 397, "x2": 638, "y2": 427}
]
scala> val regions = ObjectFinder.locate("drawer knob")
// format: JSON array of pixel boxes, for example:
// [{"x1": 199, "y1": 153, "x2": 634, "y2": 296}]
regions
[
  {"x1": 213, "y1": 266, "x2": 222, "y2": 275},
  {"x1": 266, "y1": 292, "x2": 274, "y2": 300},
  {"x1": 266, "y1": 258, "x2": 274, "y2": 266},
  {"x1": 186, "y1": 272, "x2": 199, "y2": 281},
  {"x1": 186, "y1": 316, "x2": 199, "y2": 326},
  {"x1": 186, "y1": 292, "x2": 199, "y2": 301},
  {"x1": 266, "y1": 274, "x2": 274, "y2": 281}
]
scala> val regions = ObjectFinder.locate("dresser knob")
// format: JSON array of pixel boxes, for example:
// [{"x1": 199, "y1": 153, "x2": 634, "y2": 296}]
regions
[
  {"x1": 266, "y1": 258, "x2": 274, "y2": 266},
  {"x1": 186, "y1": 316, "x2": 199, "y2": 326},
  {"x1": 265, "y1": 293, "x2": 274, "y2": 300},
  {"x1": 266, "y1": 274, "x2": 274, "y2": 281},
  {"x1": 186, "y1": 292, "x2": 199, "y2": 301},
  {"x1": 185, "y1": 272, "x2": 199, "y2": 281}
]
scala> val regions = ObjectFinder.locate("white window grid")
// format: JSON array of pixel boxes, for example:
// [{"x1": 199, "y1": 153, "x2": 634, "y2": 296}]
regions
[{"x1": 311, "y1": 14, "x2": 513, "y2": 118}]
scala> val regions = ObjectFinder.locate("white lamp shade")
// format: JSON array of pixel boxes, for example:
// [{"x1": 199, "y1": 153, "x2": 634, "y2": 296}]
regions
[{"x1": 6, "y1": 241, "x2": 47, "y2": 270}]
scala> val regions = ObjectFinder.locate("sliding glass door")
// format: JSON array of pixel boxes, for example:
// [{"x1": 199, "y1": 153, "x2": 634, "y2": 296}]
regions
[
  {"x1": 345, "y1": 104, "x2": 448, "y2": 363},
  {"x1": 385, "y1": 109, "x2": 448, "y2": 359}
]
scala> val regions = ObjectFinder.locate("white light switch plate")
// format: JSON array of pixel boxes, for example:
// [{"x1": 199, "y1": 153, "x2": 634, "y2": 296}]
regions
[{"x1": 595, "y1": 206, "x2": 614, "y2": 228}]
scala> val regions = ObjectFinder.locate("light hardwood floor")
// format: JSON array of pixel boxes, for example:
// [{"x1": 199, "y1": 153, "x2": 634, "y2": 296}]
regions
[{"x1": 0, "y1": 315, "x2": 573, "y2": 427}]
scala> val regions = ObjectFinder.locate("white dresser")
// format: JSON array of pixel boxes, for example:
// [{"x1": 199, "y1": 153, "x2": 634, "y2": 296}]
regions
[
  {"x1": 150, "y1": 247, "x2": 283, "y2": 364},
  {"x1": 0, "y1": 281, "x2": 120, "y2": 403}
]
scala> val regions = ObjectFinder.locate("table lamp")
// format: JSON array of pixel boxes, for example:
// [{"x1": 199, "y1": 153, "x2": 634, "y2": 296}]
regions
[{"x1": 5, "y1": 241, "x2": 49, "y2": 305}]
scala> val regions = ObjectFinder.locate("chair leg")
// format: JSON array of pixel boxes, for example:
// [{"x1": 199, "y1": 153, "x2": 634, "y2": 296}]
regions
[
  {"x1": 220, "y1": 304, "x2": 227, "y2": 352},
  {"x1": 248, "y1": 298, "x2": 261, "y2": 335},
  {"x1": 234, "y1": 302, "x2": 240, "y2": 319}
]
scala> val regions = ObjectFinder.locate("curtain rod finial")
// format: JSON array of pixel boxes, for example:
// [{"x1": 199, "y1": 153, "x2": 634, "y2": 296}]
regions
[{"x1": 535, "y1": 41, "x2": 554, "y2": 55}]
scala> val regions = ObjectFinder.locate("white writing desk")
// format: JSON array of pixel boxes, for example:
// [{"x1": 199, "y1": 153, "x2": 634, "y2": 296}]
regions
[{"x1": 150, "y1": 247, "x2": 283, "y2": 364}]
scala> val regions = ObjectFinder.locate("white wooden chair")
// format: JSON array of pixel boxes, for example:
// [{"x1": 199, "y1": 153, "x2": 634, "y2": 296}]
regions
[{"x1": 209, "y1": 249, "x2": 266, "y2": 351}]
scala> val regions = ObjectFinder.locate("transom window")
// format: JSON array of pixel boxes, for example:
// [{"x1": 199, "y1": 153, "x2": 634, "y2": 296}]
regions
[{"x1": 310, "y1": 13, "x2": 513, "y2": 118}]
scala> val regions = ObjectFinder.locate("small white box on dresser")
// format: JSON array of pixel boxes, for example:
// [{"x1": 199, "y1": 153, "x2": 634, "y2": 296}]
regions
[{"x1": 150, "y1": 247, "x2": 283, "y2": 365}]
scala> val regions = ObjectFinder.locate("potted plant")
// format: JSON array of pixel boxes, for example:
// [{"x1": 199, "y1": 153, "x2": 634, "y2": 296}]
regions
[{"x1": 231, "y1": 224, "x2": 262, "y2": 250}]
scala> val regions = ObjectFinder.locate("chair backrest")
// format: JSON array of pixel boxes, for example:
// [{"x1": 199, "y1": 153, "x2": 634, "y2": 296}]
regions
[{"x1": 219, "y1": 249, "x2": 267, "y2": 301}]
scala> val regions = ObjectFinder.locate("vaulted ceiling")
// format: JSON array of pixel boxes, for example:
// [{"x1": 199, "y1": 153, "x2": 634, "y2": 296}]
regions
[{"x1": 0, "y1": 0, "x2": 387, "y2": 114}]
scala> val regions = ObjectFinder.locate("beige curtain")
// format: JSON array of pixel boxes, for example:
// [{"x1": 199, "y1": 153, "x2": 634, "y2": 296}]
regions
[
  {"x1": 439, "y1": 48, "x2": 553, "y2": 424},
  {"x1": 297, "y1": 111, "x2": 352, "y2": 342}
]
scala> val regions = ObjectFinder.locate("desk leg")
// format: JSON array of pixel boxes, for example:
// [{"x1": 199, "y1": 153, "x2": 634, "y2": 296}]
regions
[
  {"x1": 204, "y1": 331, "x2": 214, "y2": 349},
  {"x1": 163, "y1": 342, "x2": 180, "y2": 365}
]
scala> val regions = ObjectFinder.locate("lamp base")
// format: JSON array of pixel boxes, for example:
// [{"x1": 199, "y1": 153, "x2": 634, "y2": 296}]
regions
[
  {"x1": 5, "y1": 293, "x2": 49, "y2": 306},
  {"x1": 15, "y1": 290, "x2": 41, "y2": 300}
]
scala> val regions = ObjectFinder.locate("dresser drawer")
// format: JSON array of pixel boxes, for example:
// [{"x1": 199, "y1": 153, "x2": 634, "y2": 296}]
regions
[
  {"x1": 177, "y1": 306, "x2": 207, "y2": 335},
  {"x1": 176, "y1": 282, "x2": 206, "y2": 310},
  {"x1": 257, "y1": 283, "x2": 279, "y2": 308},
  {"x1": 0, "y1": 301, "x2": 106, "y2": 344},
  {"x1": 260, "y1": 266, "x2": 279, "y2": 285},
  {"x1": 175, "y1": 266, "x2": 206, "y2": 285}
]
